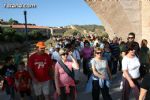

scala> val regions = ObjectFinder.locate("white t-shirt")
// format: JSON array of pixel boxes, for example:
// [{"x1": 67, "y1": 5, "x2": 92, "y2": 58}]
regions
[
  {"x1": 51, "y1": 51, "x2": 60, "y2": 61},
  {"x1": 122, "y1": 56, "x2": 140, "y2": 79}
]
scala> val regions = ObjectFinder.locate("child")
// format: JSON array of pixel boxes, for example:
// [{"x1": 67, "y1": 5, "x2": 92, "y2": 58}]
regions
[
  {"x1": 15, "y1": 61, "x2": 32, "y2": 100},
  {"x1": 1, "y1": 56, "x2": 17, "y2": 100},
  {"x1": 0, "y1": 61, "x2": 4, "y2": 89}
]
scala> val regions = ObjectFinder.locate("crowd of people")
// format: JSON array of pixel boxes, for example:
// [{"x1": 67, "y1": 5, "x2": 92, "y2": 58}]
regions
[{"x1": 0, "y1": 32, "x2": 150, "y2": 100}]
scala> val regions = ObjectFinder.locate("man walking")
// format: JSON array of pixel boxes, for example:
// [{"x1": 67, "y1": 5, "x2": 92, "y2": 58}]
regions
[{"x1": 28, "y1": 41, "x2": 53, "y2": 100}]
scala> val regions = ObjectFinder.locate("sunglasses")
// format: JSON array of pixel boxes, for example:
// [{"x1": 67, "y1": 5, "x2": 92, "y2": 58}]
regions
[
  {"x1": 61, "y1": 53, "x2": 68, "y2": 56},
  {"x1": 129, "y1": 48, "x2": 136, "y2": 51},
  {"x1": 128, "y1": 37, "x2": 134, "y2": 39},
  {"x1": 96, "y1": 52, "x2": 102, "y2": 54}
]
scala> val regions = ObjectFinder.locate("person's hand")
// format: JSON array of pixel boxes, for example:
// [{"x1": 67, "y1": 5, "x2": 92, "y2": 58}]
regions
[
  {"x1": 99, "y1": 74, "x2": 106, "y2": 80},
  {"x1": 56, "y1": 88, "x2": 61, "y2": 95},
  {"x1": 129, "y1": 81, "x2": 135, "y2": 88}
]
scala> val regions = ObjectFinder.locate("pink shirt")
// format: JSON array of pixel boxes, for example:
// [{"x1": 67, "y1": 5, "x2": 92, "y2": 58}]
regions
[{"x1": 55, "y1": 61, "x2": 75, "y2": 87}]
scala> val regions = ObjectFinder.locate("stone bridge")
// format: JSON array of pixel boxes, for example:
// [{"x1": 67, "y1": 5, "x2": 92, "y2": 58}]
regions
[{"x1": 85, "y1": 0, "x2": 150, "y2": 44}]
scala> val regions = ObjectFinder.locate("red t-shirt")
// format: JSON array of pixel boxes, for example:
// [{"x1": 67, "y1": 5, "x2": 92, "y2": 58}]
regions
[
  {"x1": 15, "y1": 70, "x2": 31, "y2": 91},
  {"x1": 28, "y1": 53, "x2": 53, "y2": 82}
]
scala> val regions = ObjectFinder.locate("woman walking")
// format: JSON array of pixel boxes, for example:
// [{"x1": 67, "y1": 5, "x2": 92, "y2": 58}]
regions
[
  {"x1": 91, "y1": 47, "x2": 112, "y2": 100},
  {"x1": 122, "y1": 43, "x2": 141, "y2": 100},
  {"x1": 54, "y1": 48, "x2": 79, "y2": 100}
]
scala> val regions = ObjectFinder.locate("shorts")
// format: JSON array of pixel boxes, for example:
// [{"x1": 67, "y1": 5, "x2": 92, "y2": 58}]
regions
[{"x1": 33, "y1": 80, "x2": 50, "y2": 96}]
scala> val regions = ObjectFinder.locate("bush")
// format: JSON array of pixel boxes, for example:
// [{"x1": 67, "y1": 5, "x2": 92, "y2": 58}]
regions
[
  {"x1": 12, "y1": 34, "x2": 25, "y2": 42},
  {"x1": 3, "y1": 28, "x2": 16, "y2": 42},
  {"x1": 63, "y1": 29, "x2": 80, "y2": 36},
  {"x1": 28, "y1": 30, "x2": 47, "y2": 40}
]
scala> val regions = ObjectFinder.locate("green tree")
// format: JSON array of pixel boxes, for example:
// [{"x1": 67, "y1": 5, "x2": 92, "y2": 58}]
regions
[
  {"x1": 0, "y1": 27, "x2": 3, "y2": 41},
  {"x1": 8, "y1": 18, "x2": 19, "y2": 25},
  {"x1": 63, "y1": 29, "x2": 80, "y2": 36},
  {"x1": 0, "y1": 27, "x2": 3, "y2": 33},
  {"x1": 3, "y1": 28, "x2": 16, "y2": 41},
  {"x1": 101, "y1": 31, "x2": 109, "y2": 38},
  {"x1": 29, "y1": 30, "x2": 43, "y2": 40},
  {"x1": 12, "y1": 34, "x2": 24, "y2": 42},
  {"x1": 72, "y1": 30, "x2": 79, "y2": 36},
  {"x1": 72, "y1": 25, "x2": 105, "y2": 35}
]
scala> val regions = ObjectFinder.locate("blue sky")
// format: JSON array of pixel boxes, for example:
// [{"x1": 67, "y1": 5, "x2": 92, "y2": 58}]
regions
[{"x1": 0, "y1": 0, "x2": 102, "y2": 27}]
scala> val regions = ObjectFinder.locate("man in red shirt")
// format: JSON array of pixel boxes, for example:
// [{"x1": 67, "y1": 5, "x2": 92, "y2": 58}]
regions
[{"x1": 28, "y1": 41, "x2": 53, "y2": 100}]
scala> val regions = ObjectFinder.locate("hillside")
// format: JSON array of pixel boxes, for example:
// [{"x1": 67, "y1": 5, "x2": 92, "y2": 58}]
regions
[
  {"x1": 64, "y1": 25, "x2": 108, "y2": 37},
  {"x1": 74, "y1": 25, "x2": 105, "y2": 32}
]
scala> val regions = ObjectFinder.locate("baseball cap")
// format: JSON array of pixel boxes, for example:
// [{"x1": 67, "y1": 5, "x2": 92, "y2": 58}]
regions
[{"x1": 36, "y1": 41, "x2": 46, "y2": 48}]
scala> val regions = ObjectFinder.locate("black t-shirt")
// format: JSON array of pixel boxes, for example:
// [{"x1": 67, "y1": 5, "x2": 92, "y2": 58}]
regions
[
  {"x1": 0, "y1": 64, "x2": 17, "y2": 78},
  {"x1": 141, "y1": 74, "x2": 150, "y2": 100}
]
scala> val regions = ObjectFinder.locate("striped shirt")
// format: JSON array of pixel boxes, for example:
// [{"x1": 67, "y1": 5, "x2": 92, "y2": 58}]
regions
[{"x1": 110, "y1": 43, "x2": 120, "y2": 57}]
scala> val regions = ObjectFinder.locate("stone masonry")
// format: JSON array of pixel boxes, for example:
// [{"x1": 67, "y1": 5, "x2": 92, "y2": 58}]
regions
[{"x1": 85, "y1": 0, "x2": 150, "y2": 45}]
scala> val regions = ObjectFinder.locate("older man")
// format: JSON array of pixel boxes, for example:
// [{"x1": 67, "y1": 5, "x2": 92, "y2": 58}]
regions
[{"x1": 28, "y1": 41, "x2": 53, "y2": 100}]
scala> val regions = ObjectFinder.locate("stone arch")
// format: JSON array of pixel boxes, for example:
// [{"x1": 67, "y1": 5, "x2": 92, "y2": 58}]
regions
[{"x1": 85, "y1": 0, "x2": 150, "y2": 44}]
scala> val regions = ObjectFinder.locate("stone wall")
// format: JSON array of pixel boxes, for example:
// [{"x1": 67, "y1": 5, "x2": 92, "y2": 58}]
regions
[
  {"x1": 85, "y1": 0, "x2": 150, "y2": 45},
  {"x1": 142, "y1": 0, "x2": 150, "y2": 47}
]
